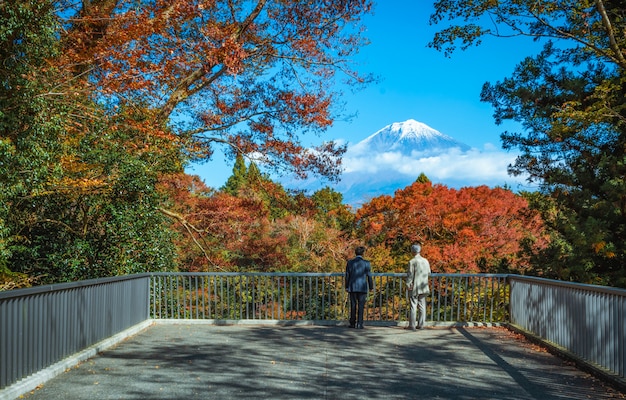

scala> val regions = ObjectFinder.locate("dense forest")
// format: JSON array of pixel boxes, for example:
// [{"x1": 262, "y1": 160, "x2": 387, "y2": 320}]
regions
[
  {"x1": 2, "y1": 1, "x2": 626, "y2": 289},
  {"x1": 159, "y1": 162, "x2": 548, "y2": 275}
]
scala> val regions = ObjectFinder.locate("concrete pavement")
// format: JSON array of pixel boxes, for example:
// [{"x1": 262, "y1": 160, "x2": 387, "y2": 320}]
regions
[{"x1": 16, "y1": 323, "x2": 626, "y2": 400}]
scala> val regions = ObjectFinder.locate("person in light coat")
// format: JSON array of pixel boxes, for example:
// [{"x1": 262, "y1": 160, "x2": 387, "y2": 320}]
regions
[{"x1": 406, "y1": 242, "x2": 431, "y2": 330}]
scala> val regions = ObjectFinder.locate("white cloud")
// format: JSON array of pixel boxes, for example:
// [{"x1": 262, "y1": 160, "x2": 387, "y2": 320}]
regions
[{"x1": 342, "y1": 145, "x2": 526, "y2": 187}]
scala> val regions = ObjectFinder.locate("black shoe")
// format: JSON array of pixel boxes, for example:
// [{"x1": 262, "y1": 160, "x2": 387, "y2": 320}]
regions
[
  {"x1": 405, "y1": 326, "x2": 416, "y2": 331},
  {"x1": 349, "y1": 324, "x2": 356, "y2": 328},
  {"x1": 357, "y1": 324, "x2": 364, "y2": 329}
]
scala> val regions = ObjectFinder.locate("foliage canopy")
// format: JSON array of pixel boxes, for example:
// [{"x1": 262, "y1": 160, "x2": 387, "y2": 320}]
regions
[
  {"x1": 7, "y1": 0, "x2": 621, "y2": 288},
  {"x1": 59, "y1": 0, "x2": 375, "y2": 180},
  {"x1": 430, "y1": 0, "x2": 626, "y2": 286},
  {"x1": 1, "y1": 0, "x2": 375, "y2": 285}
]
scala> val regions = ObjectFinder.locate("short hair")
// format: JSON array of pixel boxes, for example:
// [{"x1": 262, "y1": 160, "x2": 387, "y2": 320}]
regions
[
  {"x1": 355, "y1": 246, "x2": 366, "y2": 256},
  {"x1": 411, "y1": 243, "x2": 422, "y2": 254}
]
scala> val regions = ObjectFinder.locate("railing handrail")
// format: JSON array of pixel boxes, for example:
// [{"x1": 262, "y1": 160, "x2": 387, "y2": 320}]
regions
[
  {"x1": 508, "y1": 274, "x2": 626, "y2": 297},
  {"x1": 1, "y1": 275, "x2": 151, "y2": 393},
  {"x1": 0, "y1": 273, "x2": 152, "y2": 300},
  {"x1": 508, "y1": 274, "x2": 626, "y2": 383},
  {"x1": 5, "y1": 273, "x2": 624, "y2": 299},
  {"x1": 148, "y1": 271, "x2": 510, "y2": 278}
]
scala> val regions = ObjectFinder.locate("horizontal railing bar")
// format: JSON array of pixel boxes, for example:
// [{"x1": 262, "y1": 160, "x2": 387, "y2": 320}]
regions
[
  {"x1": 148, "y1": 272, "x2": 509, "y2": 278},
  {"x1": 0, "y1": 274, "x2": 152, "y2": 300},
  {"x1": 507, "y1": 275, "x2": 626, "y2": 297}
]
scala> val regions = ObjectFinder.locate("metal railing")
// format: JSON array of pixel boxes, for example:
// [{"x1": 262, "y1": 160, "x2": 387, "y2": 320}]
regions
[
  {"x1": 150, "y1": 272, "x2": 509, "y2": 324},
  {"x1": 2, "y1": 271, "x2": 625, "y2": 395},
  {"x1": 0, "y1": 275, "x2": 150, "y2": 392},
  {"x1": 509, "y1": 275, "x2": 626, "y2": 380}
]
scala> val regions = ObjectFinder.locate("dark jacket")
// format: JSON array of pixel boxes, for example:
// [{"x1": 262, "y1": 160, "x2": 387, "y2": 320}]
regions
[{"x1": 345, "y1": 256, "x2": 374, "y2": 293}]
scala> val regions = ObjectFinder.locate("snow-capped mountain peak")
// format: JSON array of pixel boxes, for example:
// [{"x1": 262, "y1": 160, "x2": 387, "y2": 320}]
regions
[
  {"x1": 384, "y1": 119, "x2": 439, "y2": 140},
  {"x1": 357, "y1": 119, "x2": 470, "y2": 153}
]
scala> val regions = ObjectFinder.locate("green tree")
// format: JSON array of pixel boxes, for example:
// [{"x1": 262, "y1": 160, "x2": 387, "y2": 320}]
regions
[
  {"x1": 3, "y1": 105, "x2": 180, "y2": 284},
  {"x1": 222, "y1": 154, "x2": 248, "y2": 195},
  {"x1": 311, "y1": 187, "x2": 355, "y2": 231},
  {"x1": 311, "y1": 187, "x2": 344, "y2": 215},
  {"x1": 430, "y1": 0, "x2": 626, "y2": 287},
  {"x1": 415, "y1": 172, "x2": 431, "y2": 184},
  {"x1": 0, "y1": 0, "x2": 64, "y2": 283},
  {"x1": 0, "y1": 1, "x2": 182, "y2": 285},
  {"x1": 0, "y1": 0, "x2": 61, "y2": 287}
]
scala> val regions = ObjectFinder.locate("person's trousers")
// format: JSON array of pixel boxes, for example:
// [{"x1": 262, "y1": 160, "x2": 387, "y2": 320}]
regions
[
  {"x1": 409, "y1": 293, "x2": 427, "y2": 329},
  {"x1": 349, "y1": 292, "x2": 367, "y2": 327}
]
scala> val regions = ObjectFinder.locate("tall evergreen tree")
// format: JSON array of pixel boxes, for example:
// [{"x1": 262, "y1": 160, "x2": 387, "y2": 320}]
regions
[
  {"x1": 222, "y1": 154, "x2": 248, "y2": 195},
  {"x1": 0, "y1": 0, "x2": 63, "y2": 284},
  {"x1": 430, "y1": 0, "x2": 626, "y2": 286}
]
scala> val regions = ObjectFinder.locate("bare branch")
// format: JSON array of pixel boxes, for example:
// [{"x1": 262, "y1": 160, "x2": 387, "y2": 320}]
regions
[
  {"x1": 595, "y1": 0, "x2": 626, "y2": 69},
  {"x1": 158, "y1": 208, "x2": 225, "y2": 270}
]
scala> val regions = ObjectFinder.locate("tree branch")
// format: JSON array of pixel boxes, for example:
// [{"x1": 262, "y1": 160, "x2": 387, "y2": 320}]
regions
[
  {"x1": 156, "y1": 0, "x2": 268, "y2": 123},
  {"x1": 594, "y1": 0, "x2": 626, "y2": 70},
  {"x1": 158, "y1": 208, "x2": 224, "y2": 270}
]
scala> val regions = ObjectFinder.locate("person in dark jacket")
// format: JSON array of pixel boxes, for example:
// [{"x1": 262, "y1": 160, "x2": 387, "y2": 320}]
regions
[{"x1": 345, "y1": 246, "x2": 374, "y2": 329}]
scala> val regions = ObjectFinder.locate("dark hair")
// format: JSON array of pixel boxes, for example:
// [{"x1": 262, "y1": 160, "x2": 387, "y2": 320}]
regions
[{"x1": 355, "y1": 246, "x2": 366, "y2": 256}]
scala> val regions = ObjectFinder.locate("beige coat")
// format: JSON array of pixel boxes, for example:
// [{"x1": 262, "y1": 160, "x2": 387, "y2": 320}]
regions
[{"x1": 406, "y1": 254, "x2": 431, "y2": 296}]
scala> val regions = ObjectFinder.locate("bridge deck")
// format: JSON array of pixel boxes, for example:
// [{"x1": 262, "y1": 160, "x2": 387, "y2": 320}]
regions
[{"x1": 20, "y1": 323, "x2": 625, "y2": 400}]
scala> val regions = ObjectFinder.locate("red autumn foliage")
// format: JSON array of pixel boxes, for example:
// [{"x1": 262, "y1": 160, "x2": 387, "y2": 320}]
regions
[
  {"x1": 158, "y1": 173, "x2": 291, "y2": 271},
  {"x1": 356, "y1": 181, "x2": 549, "y2": 273},
  {"x1": 56, "y1": 0, "x2": 374, "y2": 182}
]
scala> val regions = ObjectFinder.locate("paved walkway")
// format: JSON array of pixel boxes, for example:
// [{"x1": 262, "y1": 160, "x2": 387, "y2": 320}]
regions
[{"x1": 19, "y1": 323, "x2": 625, "y2": 400}]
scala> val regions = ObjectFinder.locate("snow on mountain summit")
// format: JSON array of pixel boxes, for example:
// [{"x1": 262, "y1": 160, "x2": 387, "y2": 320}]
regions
[{"x1": 356, "y1": 119, "x2": 470, "y2": 154}]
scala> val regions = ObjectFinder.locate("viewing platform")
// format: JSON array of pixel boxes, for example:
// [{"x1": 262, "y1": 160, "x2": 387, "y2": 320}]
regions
[
  {"x1": 17, "y1": 323, "x2": 626, "y2": 399},
  {"x1": 1, "y1": 272, "x2": 625, "y2": 399}
]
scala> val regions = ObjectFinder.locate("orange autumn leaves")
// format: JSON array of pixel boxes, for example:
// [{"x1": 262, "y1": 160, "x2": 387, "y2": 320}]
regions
[
  {"x1": 355, "y1": 181, "x2": 548, "y2": 273},
  {"x1": 56, "y1": 0, "x2": 374, "y2": 184}
]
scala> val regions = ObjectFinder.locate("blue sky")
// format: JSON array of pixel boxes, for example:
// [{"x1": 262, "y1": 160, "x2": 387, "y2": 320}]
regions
[{"x1": 188, "y1": 1, "x2": 543, "y2": 191}]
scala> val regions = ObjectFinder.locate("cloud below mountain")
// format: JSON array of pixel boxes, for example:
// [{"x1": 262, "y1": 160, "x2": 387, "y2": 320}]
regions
[
  {"x1": 281, "y1": 119, "x2": 530, "y2": 206},
  {"x1": 342, "y1": 143, "x2": 518, "y2": 184}
]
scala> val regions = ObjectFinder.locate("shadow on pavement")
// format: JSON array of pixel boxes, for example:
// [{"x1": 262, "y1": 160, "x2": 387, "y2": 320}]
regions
[{"x1": 21, "y1": 324, "x2": 625, "y2": 400}]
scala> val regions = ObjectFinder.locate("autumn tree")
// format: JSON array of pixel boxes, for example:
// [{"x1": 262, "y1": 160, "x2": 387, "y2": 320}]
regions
[
  {"x1": 49, "y1": 0, "x2": 375, "y2": 275},
  {"x1": 430, "y1": 0, "x2": 626, "y2": 286},
  {"x1": 160, "y1": 168, "x2": 356, "y2": 272},
  {"x1": 2, "y1": 103, "x2": 181, "y2": 283},
  {"x1": 57, "y1": 0, "x2": 374, "y2": 180},
  {"x1": 355, "y1": 180, "x2": 548, "y2": 273},
  {"x1": 0, "y1": 0, "x2": 376, "y2": 284}
]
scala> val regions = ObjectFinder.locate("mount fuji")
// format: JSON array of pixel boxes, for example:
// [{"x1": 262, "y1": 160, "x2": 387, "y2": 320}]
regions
[
  {"x1": 334, "y1": 119, "x2": 472, "y2": 205},
  {"x1": 281, "y1": 119, "x2": 511, "y2": 206},
  {"x1": 351, "y1": 119, "x2": 470, "y2": 155}
]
